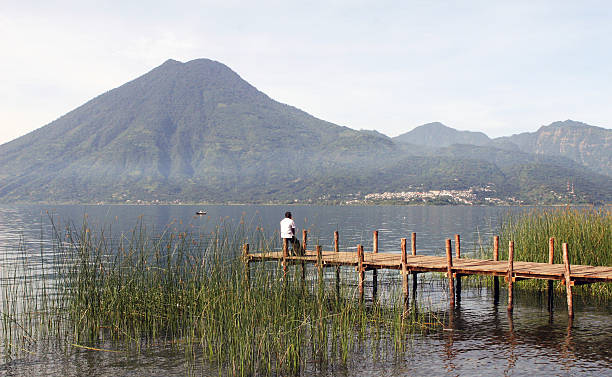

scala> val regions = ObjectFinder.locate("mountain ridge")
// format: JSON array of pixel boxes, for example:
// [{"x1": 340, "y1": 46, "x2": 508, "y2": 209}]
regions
[
  {"x1": 392, "y1": 122, "x2": 491, "y2": 147},
  {"x1": 0, "y1": 58, "x2": 610, "y2": 204}
]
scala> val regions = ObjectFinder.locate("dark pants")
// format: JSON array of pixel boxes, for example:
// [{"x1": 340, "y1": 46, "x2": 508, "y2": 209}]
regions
[{"x1": 283, "y1": 236, "x2": 304, "y2": 256}]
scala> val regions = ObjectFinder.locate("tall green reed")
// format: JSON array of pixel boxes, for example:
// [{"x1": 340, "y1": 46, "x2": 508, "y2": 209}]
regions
[
  {"x1": 0, "y1": 217, "x2": 435, "y2": 375},
  {"x1": 495, "y1": 207, "x2": 611, "y2": 298}
]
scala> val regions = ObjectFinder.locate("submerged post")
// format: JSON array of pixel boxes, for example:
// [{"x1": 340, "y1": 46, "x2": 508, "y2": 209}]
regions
[
  {"x1": 373, "y1": 230, "x2": 378, "y2": 299},
  {"x1": 401, "y1": 238, "x2": 409, "y2": 303},
  {"x1": 493, "y1": 236, "x2": 499, "y2": 303},
  {"x1": 562, "y1": 243, "x2": 574, "y2": 318},
  {"x1": 357, "y1": 244, "x2": 365, "y2": 301},
  {"x1": 507, "y1": 241, "x2": 514, "y2": 313},
  {"x1": 411, "y1": 232, "x2": 417, "y2": 294},
  {"x1": 445, "y1": 239, "x2": 455, "y2": 307},
  {"x1": 455, "y1": 234, "x2": 461, "y2": 300},
  {"x1": 548, "y1": 237, "x2": 555, "y2": 312}
]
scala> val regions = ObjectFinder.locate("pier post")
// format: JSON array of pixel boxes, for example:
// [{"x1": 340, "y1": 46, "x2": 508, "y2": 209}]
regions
[
  {"x1": 373, "y1": 230, "x2": 378, "y2": 299},
  {"x1": 357, "y1": 244, "x2": 365, "y2": 301},
  {"x1": 493, "y1": 236, "x2": 499, "y2": 303},
  {"x1": 455, "y1": 234, "x2": 461, "y2": 301},
  {"x1": 282, "y1": 238, "x2": 288, "y2": 276},
  {"x1": 507, "y1": 241, "x2": 514, "y2": 313},
  {"x1": 334, "y1": 231, "x2": 339, "y2": 253},
  {"x1": 302, "y1": 230, "x2": 308, "y2": 252},
  {"x1": 446, "y1": 239, "x2": 455, "y2": 307},
  {"x1": 242, "y1": 243, "x2": 250, "y2": 285},
  {"x1": 562, "y1": 243, "x2": 574, "y2": 318},
  {"x1": 334, "y1": 231, "x2": 340, "y2": 297},
  {"x1": 411, "y1": 232, "x2": 417, "y2": 294},
  {"x1": 401, "y1": 238, "x2": 409, "y2": 305},
  {"x1": 548, "y1": 237, "x2": 555, "y2": 312}
]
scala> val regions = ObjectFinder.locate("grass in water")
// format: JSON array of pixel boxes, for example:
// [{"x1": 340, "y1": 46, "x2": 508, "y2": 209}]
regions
[
  {"x1": 0, "y1": 218, "x2": 439, "y2": 376},
  {"x1": 490, "y1": 207, "x2": 612, "y2": 299}
]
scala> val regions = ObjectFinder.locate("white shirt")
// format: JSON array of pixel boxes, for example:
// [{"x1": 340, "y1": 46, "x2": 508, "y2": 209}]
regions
[{"x1": 280, "y1": 218, "x2": 296, "y2": 238}]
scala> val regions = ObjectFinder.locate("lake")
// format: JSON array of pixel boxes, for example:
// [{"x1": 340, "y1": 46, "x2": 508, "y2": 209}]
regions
[{"x1": 0, "y1": 204, "x2": 610, "y2": 376}]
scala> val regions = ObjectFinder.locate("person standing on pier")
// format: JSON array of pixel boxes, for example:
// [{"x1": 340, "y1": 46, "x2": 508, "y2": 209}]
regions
[{"x1": 280, "y1": 211, "x2": 303, "y2": 255}]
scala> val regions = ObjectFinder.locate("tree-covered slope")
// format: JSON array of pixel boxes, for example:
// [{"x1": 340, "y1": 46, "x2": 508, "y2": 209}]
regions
[
  {"x1": 393, "y1": 122, "x2": 491, "y2": 147},
  {"x1": 0, "y1": 59, "x2": 610, "y2": 204},
  {"x1": 0, "y1": 59, "x2": 396, "y2": 202}
]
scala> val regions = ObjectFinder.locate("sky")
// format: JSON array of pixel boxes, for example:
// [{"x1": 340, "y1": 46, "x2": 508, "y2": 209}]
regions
[{"x1": 1, "y1": 0, "x2": 612, "y2": 145}]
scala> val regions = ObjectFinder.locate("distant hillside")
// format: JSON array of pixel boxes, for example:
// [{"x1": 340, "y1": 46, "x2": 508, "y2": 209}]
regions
[
  {"x1": 0, "y1": 59, "x2": 610, "y2": 204},
  {"x1": 393, "y1": 122, "x2": 491, "y2": 147},
  {"x1": 0, "y1": 59, "x2": 396, "y2": 203},
  {"x1": 495, "y1": 120, "x2": 612, "y2": 177}
]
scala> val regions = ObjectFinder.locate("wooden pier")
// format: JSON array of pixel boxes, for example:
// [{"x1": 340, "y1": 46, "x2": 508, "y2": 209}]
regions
[{"x1": 243, "y1": 232, "x2": 612, "y2": 317}]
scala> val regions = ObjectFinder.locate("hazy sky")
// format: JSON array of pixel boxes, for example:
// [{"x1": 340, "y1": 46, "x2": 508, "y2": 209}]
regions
[{"x1": 2, "y1": 1, "x2": 612, "y2": 145}]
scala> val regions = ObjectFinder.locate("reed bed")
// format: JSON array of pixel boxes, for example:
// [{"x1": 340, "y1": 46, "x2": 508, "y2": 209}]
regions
[
  {"x1": 0, "y1": 218, "x2": 437, "y2": 376},
  {"x1": 494, "y1": 207, "x2": 612, "y2": 298}
]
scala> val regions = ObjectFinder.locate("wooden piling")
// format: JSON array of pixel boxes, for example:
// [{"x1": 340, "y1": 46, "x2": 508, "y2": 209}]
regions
[
  {"x1": 334, "y1": 231, "x2": 339, "y2": 253},
  {"x1": 455, "y1": 234, "x2": 461, "y2": 299},
  {"x1": 302, "y1": 230, "x2": 308, "y2": 252},
  {"x1": 507, "y1": 241, "x2": 514, "y2": 313},
  {"x1": 411, "y1": 232, "x2": 417, "y2": 294},
  {"x1": 373, "y1": 230, "x2": 378, "y2": 299},
  {"x1": 357, "y1": 244, "x2": 365, "y2": 300},
  {"x1": 548, "y1": 237, "x2": 555, "y2": 312},
  {"x1": 401, "y1": 238, "x2": 408, "y2": 298},
  {"x1": 445, "y1": 239, "x2": 455, "y2": 307},
  {"x1": 562, "y1": 243, "x2": 574, "y2": 318},
  {"x1": 373, "y1": 231, "x2": 378, "y2": 253},
  {"x1": 493, "y1": 236, "x2": 499, "y2": 302}
]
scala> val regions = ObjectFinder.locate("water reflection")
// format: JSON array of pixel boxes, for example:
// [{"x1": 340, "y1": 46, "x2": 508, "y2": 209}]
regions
[
  {"x1": 0, "y1": 204, "x2": 610, "y2": 376},
  {"x1": 433, "y1": 287, "x2": 612, "y2": 376}
]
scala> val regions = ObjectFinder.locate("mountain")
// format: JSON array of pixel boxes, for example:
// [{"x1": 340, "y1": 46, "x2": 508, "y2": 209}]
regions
[
  {"x1": 0, "y1": 59, "x2": 610, "y2": 204},
  {"x1": 392, "y1": 122, "x2": 491, "y2": 147},
  {"x1": 0, "y1": 59, "x2": 396, "y2": 202},
  {"x1": 495, "y1": 120, "x2": 612, "y2": 177}
]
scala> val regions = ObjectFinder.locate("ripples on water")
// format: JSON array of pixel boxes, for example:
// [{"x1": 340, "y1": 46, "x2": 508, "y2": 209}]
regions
[{"x1": 0, "y1": 204, "x2": 610, "y2": 376}]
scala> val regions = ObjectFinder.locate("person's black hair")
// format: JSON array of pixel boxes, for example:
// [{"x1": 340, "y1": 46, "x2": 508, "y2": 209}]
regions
[{"x1": 285, "y1": 211, "x2": 292, "y2": 218}]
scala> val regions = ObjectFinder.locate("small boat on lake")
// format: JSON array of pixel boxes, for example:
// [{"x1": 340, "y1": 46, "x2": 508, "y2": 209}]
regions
[{"x1": 195, "y1": 210, "x2": 207, "y2": 215}]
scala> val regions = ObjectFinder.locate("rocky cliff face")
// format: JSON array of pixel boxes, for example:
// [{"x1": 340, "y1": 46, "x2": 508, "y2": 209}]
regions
[{"x1": 499, "y1": 120, "x2": 612, "y2": 177}]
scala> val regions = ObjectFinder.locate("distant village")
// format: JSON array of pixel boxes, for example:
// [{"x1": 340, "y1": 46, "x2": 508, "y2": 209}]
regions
[
  {"x1": 337, "y1": 180, "x2": 580, "y2": 206},
  {"x1": 106, "y1": 181, "x2": 580, "y2": 206},
  {"x1": 341, "y1": 186, "x2": 522, "y2": 205}
]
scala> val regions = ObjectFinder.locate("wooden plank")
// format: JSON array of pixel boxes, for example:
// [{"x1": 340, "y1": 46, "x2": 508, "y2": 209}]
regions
[{"x1": 246, "y1": 249, "x2": 612, "y2": 282}]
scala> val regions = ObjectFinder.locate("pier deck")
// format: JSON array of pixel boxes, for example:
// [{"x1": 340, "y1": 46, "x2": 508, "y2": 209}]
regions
[
  {"x1": 248, "y1": 250, "x2": 612, "y2": 284},
  {"x1": 243, "y1": 231, "x2": 611, "y2": 318}
]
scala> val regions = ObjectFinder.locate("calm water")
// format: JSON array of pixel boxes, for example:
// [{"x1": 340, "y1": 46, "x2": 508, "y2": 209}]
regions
[{"x1": 0, "y1": 204, "x2": 610, "y2": 376}]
